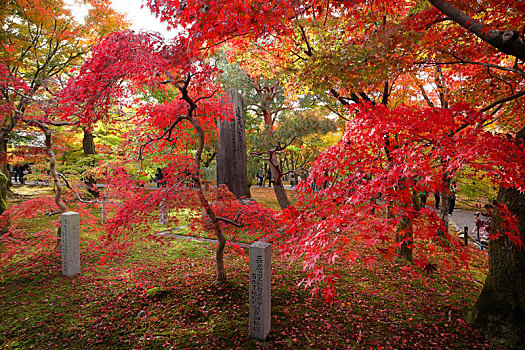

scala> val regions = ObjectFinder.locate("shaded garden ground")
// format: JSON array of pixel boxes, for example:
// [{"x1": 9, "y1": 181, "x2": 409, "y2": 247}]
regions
[{"x1": 0, "y1": 186, "x2": 496, "y2": 349}]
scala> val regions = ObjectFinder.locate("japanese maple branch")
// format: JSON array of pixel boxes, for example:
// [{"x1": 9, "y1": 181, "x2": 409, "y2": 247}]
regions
[
  {"x1": 282, "y1": 166, "x2": 309, "y2": 177},
  {"x1": 298, "y1": 25, "x2": 314, "y2": 56},
  {"x1": 23, "y1": 119, "x2": 67, "y2": 213},
  {"x1": 418, "y1": 84, "x2": 435, "y2": 108},
  {"x1": 195, "y1": 89, "x2": 218, "y2": 104},
  {"x1": 249, "y1": 150, "x2": 269, "y2": 161},
  {"x1": 201, "y1": 32, "x2": 250, "y2": 52},
  {"x1": 454, "y1": 91, "x2": 525, "y2": 134},
  {"x1": 485, "y1": 67, "x2": 514, "y2": 90},
  {"x1": 215, "y1": 216, "x2": 242, "y2": 227},
  {"x1": 424, "y1": 59, "x2": 525, "y2": 78},
  {"x1": 57, "y1": 173, "x2": 120, "y2": 206},
  {"x1": 323, "y1": 104, "x2": 348, "y2": 121},
  {"x1": 428, "y1": 0, "x2": 525, "y2": 61},
  {"x1": 138, "y1": 116, "x2": 184, "y2": 160},
  {"x1": 273, "y1": 137, "x2": 296, "y2": 153},
  {"x1": 480, "y1": 90, "x2": 525, "y2": 113},
  {"x1": 329, "y1": 88, "x2": 358, "y2": 106}
]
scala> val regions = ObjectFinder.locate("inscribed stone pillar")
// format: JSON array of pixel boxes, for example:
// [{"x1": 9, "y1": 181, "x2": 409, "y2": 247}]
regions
[
  {"x1": 60, "y1": 211, "x2": 81, "y2": 276},
  {"x1": 249, "y1": 241, "x2": 271, "y2": 340},
  {"x1": 159, "y1": 199, "x2": 168, "y2": 225},
  {"x1": 217, "y1": 89, "x2": 248, "y2": 198}
]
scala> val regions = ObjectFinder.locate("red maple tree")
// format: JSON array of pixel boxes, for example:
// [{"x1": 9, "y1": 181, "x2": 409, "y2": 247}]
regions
[{"x1": 59, "y1": 30, "x2": 278, "y2": 282}]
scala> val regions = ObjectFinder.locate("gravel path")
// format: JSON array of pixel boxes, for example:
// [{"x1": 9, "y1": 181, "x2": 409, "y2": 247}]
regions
[
  {"x1": 426, "y1": 206, "x2": 488, "y2": 248},
  {"x1": 157, "y1": 226, "x2": 251, "y2": 248}
]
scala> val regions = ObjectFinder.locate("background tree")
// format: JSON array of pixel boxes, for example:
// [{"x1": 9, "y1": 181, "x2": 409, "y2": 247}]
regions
[
  {"x1": 0, "y1": 0, "x2": 126, "y2": 184},
  {"x1": 216, "y1": 55, "x2": 294, "y2": 207}
]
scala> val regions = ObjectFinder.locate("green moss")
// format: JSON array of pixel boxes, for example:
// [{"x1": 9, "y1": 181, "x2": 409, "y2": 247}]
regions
[
  {"x1": 146, "y1": 287, "x2": 170, "y2": 299},
  {"x1": 0, "y1": 171, "x2": 7, "y2": 214}
]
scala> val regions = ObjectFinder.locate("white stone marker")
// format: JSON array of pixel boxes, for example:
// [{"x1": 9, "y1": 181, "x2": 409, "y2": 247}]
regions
[
  {"x1": 159, "y1": 199, "x2": 168, "y2": 225},
  {"x1": 60, "y1": 211, "x2": 81, "y2": 276},
  {"x1": 249, "y1": 241, "x2": 271, "y2": 340}
]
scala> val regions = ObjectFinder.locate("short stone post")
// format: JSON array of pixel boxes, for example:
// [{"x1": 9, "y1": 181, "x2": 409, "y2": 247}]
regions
[
  {"x1": 159, "y1": 199, "x2": 168, "y2": 225},
  {"x1": 249, "y1": 241, "x2": 271, "y2": 340},
  {"x1": 464, "y1": 226, "x2": 468, "y2": 246},
  {"x1": 60, "y1": 211, "x2": 81, "y2": 276}
]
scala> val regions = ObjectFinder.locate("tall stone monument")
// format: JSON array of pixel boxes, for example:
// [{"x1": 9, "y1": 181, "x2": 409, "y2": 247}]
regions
[
  {"x1": 249, "y1": 241, "x2": 271, "y2": 340},
  {"x1": 60, "y1": 211, "x2": 81, "y2": 276},
  {"x1": 217, "y1": 89, "x2": 248, "y2": 198}
]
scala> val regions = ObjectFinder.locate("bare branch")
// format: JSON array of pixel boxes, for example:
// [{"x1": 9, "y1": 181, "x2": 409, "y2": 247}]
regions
[
  {"x1": 423, "y1": 58, "x2": 525, "y2": 78},
  {"x1": 480, "y1": 90, "x2": 525, "y2": 113},
  {"x1": 428, "y1": 0, "x2": 525, "y2": 61},
  {"x1": 195, "y1": 89, "x2": 218, "y2": 104},
  {"x1": 418, "y1": 85, "x2": 435, "y2": 108},
  {"x1": 216, "y1": 216, "x2": 243, "y2": 227}
]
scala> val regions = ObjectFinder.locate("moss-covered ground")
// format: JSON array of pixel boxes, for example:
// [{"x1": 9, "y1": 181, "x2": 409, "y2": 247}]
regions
[{"x1": 0, "y1": 185, "x2": 495, "y2": 349}]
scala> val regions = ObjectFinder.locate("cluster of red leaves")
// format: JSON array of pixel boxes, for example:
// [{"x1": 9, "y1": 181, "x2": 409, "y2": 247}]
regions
[
  {"x1": 132, "y1": 87, "x2": 231, "y2": 156},
  {"x1": 146, "y1": 0, "x2": 303, "y2": 48},
  {"x1": 59, "y1": 30, "x2": 206, "y2": 126},
  {"x1": 198, "y1": 185, "x2": 279, "y2": 243},
  {"x1": 0, "y1": 191, "x2": 100, "y2": 264},
  {"x1": 279, "y1": 102, "x2": 525, "y2": 298}
]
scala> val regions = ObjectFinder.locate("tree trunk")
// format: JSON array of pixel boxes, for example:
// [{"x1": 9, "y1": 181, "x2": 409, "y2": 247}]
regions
[
  {"x1": 395, "y1": 216, "x2": 413, "y2": 262},
  {"x1": 0, "y1": 138, "x2": 12, "y2": 188},
  {"x1": 269, "y1": 151, "x2": 291, "y2": 209},
  {"x1": 37, "y1": 123, "x2": 67, "y2": 213},
  {"x1": 464, "y1": 129, "x2": 525, "y2": 349},
  {"x1": 187, "y1": 110, "x2": 228, "y2": 284},
  {"x1": 82, "y1": 128, "x2": 96, "y2": 156},
  {"x1": 438, "y1": 177, "x2": 451, "y2": 238},
  {"x1": 82, "y1": 128, "x2": 99, "y2": 197},
  {"x1": 273, "y1": 177, "x2": 291, "y2": 209},
  {"x1": 395, "y1": 191, "x2": 420, "y2": 262}
]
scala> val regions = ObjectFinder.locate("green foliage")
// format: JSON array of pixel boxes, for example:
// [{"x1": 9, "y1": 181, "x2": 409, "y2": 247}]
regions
[
  {"x1": 201, "y1": 162, "x2": 217, "y2": 183},
  {"x1": 275, "y1": 108, "x2": 338, "y2": 142},
  {"x1": 456, "y1": 167, "x2": 498, "y2": 207}
]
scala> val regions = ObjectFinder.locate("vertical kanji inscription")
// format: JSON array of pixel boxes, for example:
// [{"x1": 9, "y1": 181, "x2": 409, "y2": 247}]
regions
[
  {"x1": 60, "y1": 211, "x2": 81, "y2": 276},
  {"x1": 217, "y1": 89, "x2": 248, "y2": 198},
  {"x1": 249, "y1": 241, "x2": 271, "y2": 340}
]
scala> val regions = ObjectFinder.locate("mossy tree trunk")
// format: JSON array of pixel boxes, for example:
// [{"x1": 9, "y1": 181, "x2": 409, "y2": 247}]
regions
[
  {"x1": 0, "y1": 172, "x2": 8, "y2": 235},
  {"x1": 82, "y1": 127, "x2": 99, "y2": 198},
  {"x1": 395, "y1": 190, "x2": 420, "y2": 263},
  {"x1": 82, "y1": 128, "x2": 96, "y2": 156},
  {"x1": 269, "y1": 150, "x2": 291, "y2": 209},
  {"x1": 464, "y1": 128, "x2": 525, "y2": 349},
  {"x1": 0, "y1": 140, "x2": 12, "y2": 189}
]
